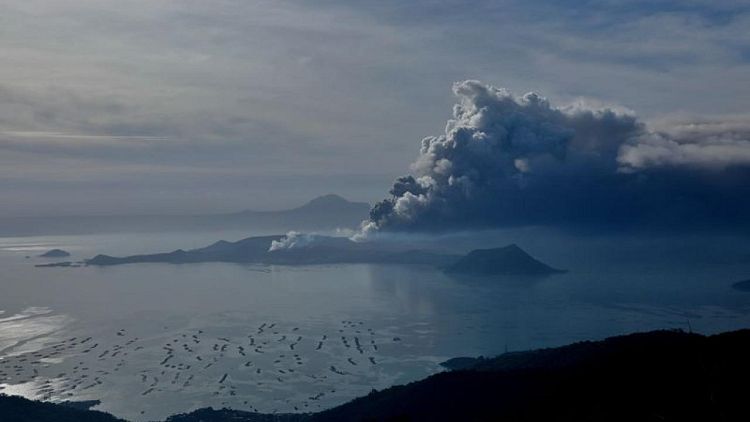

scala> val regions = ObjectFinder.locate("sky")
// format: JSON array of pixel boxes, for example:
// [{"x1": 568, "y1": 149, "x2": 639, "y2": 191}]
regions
[{"x1": 1, "y1": 0, "x2": 749, "y2": 217}]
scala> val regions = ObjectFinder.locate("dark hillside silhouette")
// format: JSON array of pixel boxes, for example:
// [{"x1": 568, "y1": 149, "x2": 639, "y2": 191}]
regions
[{"x1": 3, "y1": 328, "x2": 750, "y2": 421}]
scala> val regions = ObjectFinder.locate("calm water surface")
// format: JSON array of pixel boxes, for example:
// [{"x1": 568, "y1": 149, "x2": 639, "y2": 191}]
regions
[{"x1": 1, "y1": 229, "x2": 749, "y2": 420}]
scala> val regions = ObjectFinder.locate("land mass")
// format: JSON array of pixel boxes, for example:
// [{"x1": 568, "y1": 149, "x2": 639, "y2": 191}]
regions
[
  {"x1": 80, "y1": 235, "x2": 563, "y2": 275},
  {"x1": 0, "y1": 194, "x2": 370, "y2": 237},
  {"x1": 3, "y1": 328, "x2": 750, "y2": 421},
  {"x1": 732, "y1": 279, "x2": 750, "y2": 291},
  {"x1": 445, "y1": 244, "x2": 565, "y2": 275},
  {"x1": 34, "y1": 261, "x2": 83, "y2": 268},
  {"x1": 39, "y1": 249, "x2": 71, "y2": 258},
  {"x1": 85, "y1": 235, "x2": 461, "y2": 267}
]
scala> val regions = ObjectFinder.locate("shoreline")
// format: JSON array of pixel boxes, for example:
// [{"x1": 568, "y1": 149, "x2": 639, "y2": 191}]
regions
[{"x1": 3, "y1": 326, "x2": 750, "y2": 421}]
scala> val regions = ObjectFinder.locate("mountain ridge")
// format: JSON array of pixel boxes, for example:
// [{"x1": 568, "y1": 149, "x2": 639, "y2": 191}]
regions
[
  {"x1": 84, "y1": 234, "x2": 462, "y2": 267},
  {"x1": 81, "y1": 236, "x2": 565, "y2": 275},
  {"x1": 0, "y1": 195, "x2": 370, "y2": 236}
]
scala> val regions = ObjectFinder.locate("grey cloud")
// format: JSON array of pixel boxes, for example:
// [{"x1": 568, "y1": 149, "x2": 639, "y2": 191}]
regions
[
  {"x1": 618, "y1": 117, "x2": 750, "y2": 170},
  {"x1": 363, "y1": 80, "x2": 750, "y2": 235}
]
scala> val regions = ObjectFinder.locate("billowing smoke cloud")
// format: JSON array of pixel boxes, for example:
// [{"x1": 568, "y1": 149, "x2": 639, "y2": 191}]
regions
[
  {"x1": 269, "y1": 231, "x2": 320, "y2": 251},
  {"x1": 618, "y1": 117, "x2": 750, "y2": 170},
  {"x1": 362, "y1": 80, "x2": 750, "y2": 235}
]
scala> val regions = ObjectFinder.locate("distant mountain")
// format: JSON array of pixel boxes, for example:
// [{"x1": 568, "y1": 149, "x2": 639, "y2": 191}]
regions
[
  {"x1": 224, "y1": 194, "x2": 370, "y2": 230},
  {"x1": 5, "y1": 328, "x2": 750, "y2": 421},
  {"x1": 0, "y1": 195, "x2": 370, "y2": 236},
  {"x1": 445, "y1": 244, "x2": 564, "y2": 275}
]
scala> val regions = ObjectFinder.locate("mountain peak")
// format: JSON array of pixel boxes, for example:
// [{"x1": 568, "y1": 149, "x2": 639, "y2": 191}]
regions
[
  {"x1": 295, "y1": 194, "x2": 369, "y2": 213},
  {"x1": 305, "y1": 194, "x2": 350, "y2": 206},
  {"x1": 226, "y1": 194, "x2": 370, "y2": 230},
  {"x1": 39, "y1": 248, "x2": 71, "y2": 258},
  {"x1": 446, "y1": 244, "x2": 564, "y2": 276}
]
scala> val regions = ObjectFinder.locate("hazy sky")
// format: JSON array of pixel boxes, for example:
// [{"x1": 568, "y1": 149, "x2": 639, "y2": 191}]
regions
[{"x1": 1, "y1": 0, "x2": 749, "y2": 217}]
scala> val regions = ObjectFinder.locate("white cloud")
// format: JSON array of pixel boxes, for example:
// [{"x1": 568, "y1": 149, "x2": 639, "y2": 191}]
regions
[{"x1": 617, "y1": 117, "x2": 750, "y2": 170}]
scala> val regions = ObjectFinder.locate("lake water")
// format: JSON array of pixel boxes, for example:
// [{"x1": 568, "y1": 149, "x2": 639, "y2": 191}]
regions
[{"x1": 1, "y1": 229, "x2": 750, "y2": 420}]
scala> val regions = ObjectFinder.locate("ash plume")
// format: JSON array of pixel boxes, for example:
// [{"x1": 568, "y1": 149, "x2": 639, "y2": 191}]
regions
[{"x1": 361, "y1": 80, "x2": 750, "y2": 236}]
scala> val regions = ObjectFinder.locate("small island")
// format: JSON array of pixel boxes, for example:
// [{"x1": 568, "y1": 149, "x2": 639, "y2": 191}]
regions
[
  {"x1": 445, "y1": 244, "x2": 564, "y2": 275},
  {"x1": 39, "y1": 249, "x2": 71, "y2": 258},
  {"x1": 35, "y1": 261, "x2": 82, "y2": 268},
  {"x1": 732, "y1": 279, "x2": 750, "y2": 292}
]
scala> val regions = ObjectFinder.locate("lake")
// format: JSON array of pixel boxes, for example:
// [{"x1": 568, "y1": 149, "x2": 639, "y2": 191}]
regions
[{"x1": 1, "y1": 229, "x2": 750, "y2": 420}]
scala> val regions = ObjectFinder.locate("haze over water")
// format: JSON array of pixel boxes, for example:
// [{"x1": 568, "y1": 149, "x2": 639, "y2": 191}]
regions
[{"x1": 1, "y1": 229, "x2": 749, "y2": 420}]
